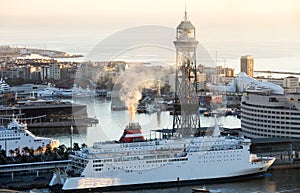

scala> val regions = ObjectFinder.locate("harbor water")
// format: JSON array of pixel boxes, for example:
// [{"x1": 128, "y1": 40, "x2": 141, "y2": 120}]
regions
[
  {"x1": 33, "y1": 98, "x2": 241, "y2": 147},
  {"x1": 109, "y1": 169, "x2": 300, "y2": 193},
  {"x1": 30, "y1": 98, "x2": 300, "y2": 193}
]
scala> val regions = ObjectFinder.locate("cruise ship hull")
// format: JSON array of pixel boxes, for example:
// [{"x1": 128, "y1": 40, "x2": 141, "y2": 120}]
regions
[
  {"x1": 62, "y1": 171, "x2": 267, "y2": 192},
  {"x1": 59, "y1": 152, "x2": 275, "y2": 192}
]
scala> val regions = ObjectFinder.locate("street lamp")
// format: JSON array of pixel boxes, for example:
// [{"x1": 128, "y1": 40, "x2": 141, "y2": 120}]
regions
[{"x1": 70, "y1": 125, "x2": 73, "y2": 151}]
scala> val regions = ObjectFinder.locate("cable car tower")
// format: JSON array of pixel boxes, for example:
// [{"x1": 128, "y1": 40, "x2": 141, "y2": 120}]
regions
[{"x1": 172, "y1": 8, "x2": 200, "y2": 137}]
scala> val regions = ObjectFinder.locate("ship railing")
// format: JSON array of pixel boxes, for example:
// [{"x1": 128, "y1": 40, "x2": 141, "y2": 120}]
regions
[
  {"x1": 85, "y1": 148, "x2": 182, "y2": 160},
  {"x1": 251, "y1": 156, "x2": 275, "y2": 162},
  {"x1": 91, "y1": 143, "x2": 187, "y2": 155},
  {"x1": 186, "y1": 144, "x2": 243, "y2": 153},
  {"x1": 103, "y1": 146, "x2": 183, "y2": 156},
  {"x1": 113, "y1": 152, "x2": 176, "y2": 162}
]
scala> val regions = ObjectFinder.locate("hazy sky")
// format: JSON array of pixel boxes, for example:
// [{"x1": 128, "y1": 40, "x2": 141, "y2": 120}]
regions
[
  {"x1": 1, "y1": 0, "x2": 299, "y2": 32},
  {"x1": 1, "y1": 0, "x2": 300, "y2": 45},
  {"x1": 1, "y1": 0, "x2": 300, "y2": 72}
]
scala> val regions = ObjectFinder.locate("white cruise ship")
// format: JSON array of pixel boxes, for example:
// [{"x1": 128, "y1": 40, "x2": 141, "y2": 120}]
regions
[
  {"x1": 49, "y1": 122, "x2": 275, "y2": 192},
  {"x1": 0, "y1": 119, "x2": 59, "y2": 156},
  {"x1": 0, "y1": 79, "x2": 11, "y2": 94}
]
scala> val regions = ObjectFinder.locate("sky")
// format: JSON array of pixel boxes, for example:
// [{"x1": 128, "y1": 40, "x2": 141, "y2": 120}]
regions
[
  {"x1": 1, "y1": 0, "x2": 300, "y2": 72},
  {"x1": 1, "y1": 0, "x2": 299, "y2": 32}
]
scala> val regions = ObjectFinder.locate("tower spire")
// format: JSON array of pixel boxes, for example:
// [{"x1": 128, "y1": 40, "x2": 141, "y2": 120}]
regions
[{"x1": 184, "y1": 3, "x2": 188, "y2": 21}]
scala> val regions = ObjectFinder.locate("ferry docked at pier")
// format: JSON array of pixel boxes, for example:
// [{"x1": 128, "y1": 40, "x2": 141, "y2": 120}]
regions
[
  {"x1": 49, "y1": 122, "x2": 275, "y2": 192},
  {"x1": 0, "y1": 119, "x2": 59, "y2": 156}
]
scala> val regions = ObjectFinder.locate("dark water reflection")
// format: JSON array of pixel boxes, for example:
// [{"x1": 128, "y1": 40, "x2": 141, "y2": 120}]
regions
[{"x1": 105, "y1": 169, "x2": 300, "y2": 193}]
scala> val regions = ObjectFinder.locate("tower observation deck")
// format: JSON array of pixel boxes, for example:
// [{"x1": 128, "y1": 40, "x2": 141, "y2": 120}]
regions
[{"x1": 172, "y1": 9, "x2": 200, "y2": 137}]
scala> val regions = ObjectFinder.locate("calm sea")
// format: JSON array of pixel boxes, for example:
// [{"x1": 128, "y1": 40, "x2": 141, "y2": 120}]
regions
[
  {"x1": 1, "y1": 28, "x2": 300, "y2": 76},
  {"x1": 108, "y1": 168, "x2": 300, "y2": 193}
]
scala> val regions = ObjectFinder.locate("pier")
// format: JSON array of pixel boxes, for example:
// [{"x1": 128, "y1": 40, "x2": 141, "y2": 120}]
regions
[
  {"x1": 28, "y1": 118, "x2": 99, "y2": 128},
  {"x1": 0, "y1": 102, "x2": 99, "y2": 128},
  {"x1": 0, "y1": 160, "x2": 70, "y2": 189},
  {"x1": 0, "y1": 160, "x2": 70, "y2": 179}
]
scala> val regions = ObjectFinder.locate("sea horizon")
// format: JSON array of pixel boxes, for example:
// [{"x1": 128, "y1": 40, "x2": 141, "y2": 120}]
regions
[{"x1": 1, "y1": 27, "x2": 300, "y2": 78}]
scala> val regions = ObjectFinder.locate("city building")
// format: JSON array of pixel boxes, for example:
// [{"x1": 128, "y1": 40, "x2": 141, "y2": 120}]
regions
[
  {"x1": 196, "y1": 71, "x2": 206, "y2": 91},
  {"x1": 41, "y1": 65, "x2": 50, "y2": 81},
  {"x1": 256, "y1": 77, "x2": 284, "y2": 88},
  {"x1": 223, "y1": 76, "x2": 235, "y2": 84},
  {"x1": 224, "y1": 67, "x2": 234, "y2": 77},
  {"x1": 284, "y1": 76, "x2": 299, "y2": 93},
  {"x1": 49, "y1": 64, "x2": 61, "y2": 80},
  {"x1": 256, "y1": 76, "x2": 300, "y2": 94},
  {"x1": 240, "y1": 55, "x2": 254, "y2": 77},
  {"x1": 60, "y1": 67, "x2": 77, "y2": 82},
  {"x1": 197, "y1": 65, "x2": 235, "y2": 88},
  {"x1": 241, "y1": 93, "x2": 300, "y2": 139}
]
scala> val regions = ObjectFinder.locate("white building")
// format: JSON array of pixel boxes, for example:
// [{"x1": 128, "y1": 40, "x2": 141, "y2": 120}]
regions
[
  {"x1": 241, "y1": 93, "x2": 300, "y2": 139},
  {"x1": 284, "y1": 76, "x2": 299, "y2": 93},
  {"x1": 207, "y1": 72, "x2": 284, "y2": 94}
]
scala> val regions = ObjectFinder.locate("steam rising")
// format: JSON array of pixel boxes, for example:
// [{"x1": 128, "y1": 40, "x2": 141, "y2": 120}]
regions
[{"x1": 116, "y1": 63, "x2": 168, "y2": 122}]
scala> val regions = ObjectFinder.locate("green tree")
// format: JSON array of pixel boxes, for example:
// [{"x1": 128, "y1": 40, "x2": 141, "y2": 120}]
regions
[
  {"x1": 0, "y1": 149, "x2": 6, "y2": 164},
  {"x1": 73, "y1": 143, "x2": 80, "y2": 151}
]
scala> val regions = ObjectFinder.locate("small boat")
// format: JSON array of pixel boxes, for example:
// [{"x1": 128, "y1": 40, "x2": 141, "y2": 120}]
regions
[
  {"x1": 30, "y1": 189, "x2": 43, "y2": 193},
  {"x1": 198, "y1": 107, "x2": 207, "y2": 114},
  {"x1": 0, "y1": 189, "x2": 26, "y2": 193},
  {"x1": 192, "y1": 186, "x2": 210, "y2": 193}
]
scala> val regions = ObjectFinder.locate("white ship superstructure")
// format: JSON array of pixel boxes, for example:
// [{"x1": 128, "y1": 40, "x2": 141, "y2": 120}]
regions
[
  {"x1": 0, "y1": 119, "x2": 59, "y2": 156},
  {"x1": 49, "y1": 123, "x2": 275, "y2": 192}
]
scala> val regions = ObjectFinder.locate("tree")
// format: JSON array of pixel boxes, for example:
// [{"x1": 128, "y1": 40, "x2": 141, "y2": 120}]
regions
[
  {"x1": 29, "y1": 148, "x2": 34, "y2": 157},
  {"x1": 22, "y1": 146, "x2": 30, "y2": 156},
  {"x1": 21, "y1": 146, "x2": 29, "y2": 163},
  {"x1": 14, "y1": 148, "x2": 22, "y2": 163},
  {"x1": 57, "y1": 144, "x2": 68, "y2": 160},
  {"x1": 45, "y1": 144, "x2": 53, "y2": 160},
  {"x1": 36, "y1": 146, "x2": 43, "y2": 161},
  {"x1": 14, "y1": 148, "x2": 20, "y2": 156},
  {"x1": 0, "y1": 149, "x2": 6, "y2": 164},
  {"x1": 81, "y1": 143, "x2": 87, "y2": 149},
  {"x1": 9, "y1": 149, "x2": 15, "y2": 157},
  {"x1": 45, "y1": 144, "x2": 52, "y2": 154},
  {"x1": 36, "y1": 146, "x2": 43, "y2": 155},
  {"x1": 52, "y1": 147, "x2": 60, "y2": 160},
  {"x1": 73, "y1": 143, "x2": 80, "y2": 151}
]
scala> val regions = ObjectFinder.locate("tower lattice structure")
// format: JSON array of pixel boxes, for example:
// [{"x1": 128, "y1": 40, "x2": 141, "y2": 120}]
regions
[{"x1": 172, "y1": 10, "x2": 200, "y2": 137}]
